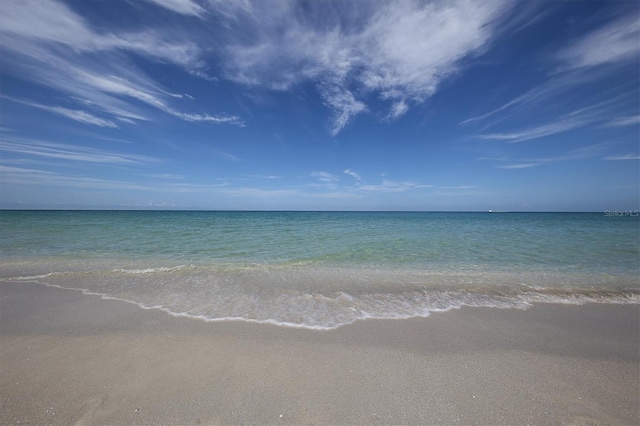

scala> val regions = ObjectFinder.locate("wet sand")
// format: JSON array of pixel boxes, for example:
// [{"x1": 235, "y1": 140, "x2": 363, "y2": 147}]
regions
[{"x1": 1, "y1": 281, "x2": 638, "y2": 425}]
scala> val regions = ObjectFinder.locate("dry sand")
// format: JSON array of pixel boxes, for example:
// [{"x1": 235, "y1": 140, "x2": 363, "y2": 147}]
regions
[{"x1": 1, "y1": 281, "x2": 638, "y2": 425}]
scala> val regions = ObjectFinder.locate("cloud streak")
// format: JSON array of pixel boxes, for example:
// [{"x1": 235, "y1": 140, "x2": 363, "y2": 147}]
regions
[
  {"x1": 605, "y1": 116, "x2": 640, "y2": 127},
  {"x1": 143, "y1": 0, "x2": 207, "y2": 17},
  {"x1": 0, "y1": 137, "x2": 156, "y2": 165},
  {"x1": 558, "y1": 13, "x2": 640, "y2": 70},
  {"x1": 358, "y1": 180, "x2": 433, "y2": 192},
  {"x1": 493, "y1": 142, "x2": 615, "y2": 169},
  {"x1": 461, "y1": 11, "x2": 639, "y2": 142},
  {"x1": 477, "y1": 94, "x2": 635, "y2": 143},
  {"x1": 2, "y1": 96, "x2": 119, "y2": 128},
  {"x1": 343, "y1": 169, "x2": 361, "y2": 181},
  {"x1": 0, "y1": 0, "x2": 241, "y2": 128},
  {"x1": 311, "y1": 171, "x2": 340, "y2": 183},
  {"x1": 603, "y1": 154, "x2": 640, "y2": 160},
  {"x1": 478, "y1": 115, "x2": 588, "y2": 143}
]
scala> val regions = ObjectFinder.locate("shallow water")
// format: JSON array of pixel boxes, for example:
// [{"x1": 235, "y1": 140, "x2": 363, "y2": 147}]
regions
[{"x1": 1, "y1": 211, "x2": 638, "y2": 329}]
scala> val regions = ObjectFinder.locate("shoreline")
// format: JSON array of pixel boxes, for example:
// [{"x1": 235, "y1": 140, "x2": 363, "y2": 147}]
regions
[
  {"x1": 1, "y1": 281, "x2": 638, "y2": 424},
  {"x1": 3, "y1": 267, "x2": 638, "y2": 331}
]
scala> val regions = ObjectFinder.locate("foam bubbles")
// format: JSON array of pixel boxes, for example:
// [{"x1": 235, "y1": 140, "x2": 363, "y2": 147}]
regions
[{"x1": 2, "y1": 261, "x2": 638, "y2": 330}]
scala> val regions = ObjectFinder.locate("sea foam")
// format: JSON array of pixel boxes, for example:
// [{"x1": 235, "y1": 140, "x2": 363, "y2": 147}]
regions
[{"x1": 2, "y1": 263, "x2": 637, "y2": 330}]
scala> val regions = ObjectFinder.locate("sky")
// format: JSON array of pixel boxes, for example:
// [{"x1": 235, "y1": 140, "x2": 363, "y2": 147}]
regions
[{"x1": 0, "y1": 0, "x2": 638, "y2": 211}]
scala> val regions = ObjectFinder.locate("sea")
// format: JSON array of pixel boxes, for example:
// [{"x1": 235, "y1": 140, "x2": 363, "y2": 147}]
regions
[{"x1": 1, "y1": 210, "x2": 638, "y2": 329}]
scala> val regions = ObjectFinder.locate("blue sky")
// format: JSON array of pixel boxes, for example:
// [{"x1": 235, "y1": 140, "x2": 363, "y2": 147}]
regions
[{"x1": 0, "y1": 0, "x2": 638, "y2": 211}]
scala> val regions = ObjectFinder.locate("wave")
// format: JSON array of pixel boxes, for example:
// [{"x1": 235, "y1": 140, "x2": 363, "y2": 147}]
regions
[
  {"x1": 113, "y1": 265, "x2": 195, "y2": 274},
  {"x1": 1, "y1": 264, "x2": 638, "y2": 330}
]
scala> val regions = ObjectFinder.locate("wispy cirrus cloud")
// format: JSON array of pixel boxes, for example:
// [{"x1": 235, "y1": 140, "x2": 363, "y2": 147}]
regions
[
  {"x1": 0, "y1": 0, "x2": 241, "y2": 127},
  {"x1": 477, "y1": 95, "x2": 634, "y2": 143},
  {"x1": 605, "y1": 116, "x2": 640, "y2": 127},
  {"x1": 440, "y1": 185, "x2": 476, "y2": 190},
  {"x1": 0, "y1": 137, "x2": 157, "y2": 165},
  {"x1": 308, "y1": 167, "x2": 436, "y2": 193},
  {"x1": 0, "y1": 0, "x2": 202, "y2": 66},
  {"x1": 459, "y1": 64, "x2": 625, "y2": 129},
  {"x1": 146, "y1": 173, "x2": 185, "y2": 180},
  {"x1": 358, "y1": 180, "x2": 433, "y2": 192},
  {"x1": 478, "y1": 114, "x2": 589, "y2": 143},
  {"x1": 143, "y1": 0, "x2": 207, "y2": 17},
  {"x1": 493, "y1": 142, "x2": 614, "y2": 169},
  {"x1": 603, "y1": 154, "x2": 640, "y2": 160},
  {"x1": 2, "y1": 96, "x2": 119, "y2": 128},
  {"x1": 496, "y1": 163, "x2": 541, "y2": 170},
  {"x1": 221, "y1": 0, "x2": 512, "y2": 134},
  {"x1": 311, "y1": 171, "x2": 340, "y2": 183},
  {"x1": 173, "y1": 111, "x2": 244, "y2": 126},
  {"x1": 209, "y1": 148, "x2": 241, "y2": 162},
  {"x1": 459, "y1": 73, "x2": 580, "y2": 126},
  {"x1": 0, "y1": 165, "x2": 153, "y2": 191},
  {"x1": 243, "y1": 175, "x2": 282, "y2": 180},
  {"x1": 558, "y1": 13, "x2": 640, "y2": 70},
  {"x1": 462, "y1": 12, "x2": 639, "y2": 141}
]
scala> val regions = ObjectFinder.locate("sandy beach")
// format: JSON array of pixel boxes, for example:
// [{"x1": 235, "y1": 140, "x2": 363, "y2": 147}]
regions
[{"x1": 1, "y1": 281, "x2": 638, "y2": 425}]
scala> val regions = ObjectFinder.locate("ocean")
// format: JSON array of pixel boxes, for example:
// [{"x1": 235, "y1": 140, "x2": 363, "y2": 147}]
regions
[{"x1": 1, "y1": 210, "x2": 638, "y2": 329}]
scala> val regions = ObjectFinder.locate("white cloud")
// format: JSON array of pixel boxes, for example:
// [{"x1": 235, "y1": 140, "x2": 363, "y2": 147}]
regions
[
  {"x1": 440, "y1": 185, "x2": 476, "y2": 190},
  {"x1": 0, "y1": 137, "x2": 156, "y2": 165},
  {"x1": 210, "y1": 149, "x2": 241, "y2": 162},
  {"x1": 311, "y1": 171, "x2": 339, "y2": 183},
  {"x1": 493, "y1": 142, "x2": 615, "y2": 169},
  {"x1": 343, "y1": 169, "x2": 361, "y2": 181},
  {"x1": 558, "y1": 13, "x2": 640, "y2": 70},
  {"x1": 478, "y1": 115, "x2": 589, "y2": 143},
  {"x1": 47, "y1": 107, "x2": 120, "y2": 128},
  {"x1": 388, "y1": 100, "x2": 409, "y2": 120},
  {"x1": 2, "y1": 96, "x2": 119, "y2": 128},
  {"x1": 0, "y1": 166, "x2": 153, "y2": 191},
  {"x1": 603, "y1": 154, "x2": 640, "y2": 160},
  {"x1": 359, "y1": 180, "x2": 432, "y2": 192},
  {"x1": 319, "y1": 84, "x2": 367, "y2": 135},
  {"x1": 459, "y1": 77, "x2": 574, "y2": 126},
  {"x1": 0, "y1": 0, "x2": 201, "y2": 66},
  {"x1": 244, "y1": 175, "x2": 282, "y2": 180},
  {"x1": 222, "y1": 0, "x2": 509, "y2": 133},
  {"x1": 461, "y1": 12, "x2": 639, "y2": 130},
  {"x1": 605, "y1": 116, "x2": 640, "y2": 127},
  {"x1": 359, "y1": 1, "x2": 504, "y2": 101},
  {"x1": 0, "y1": 165, "x2": 58, "y2": 176},
  {"x1": 0, "y1": 0, "x2": 94, "y2": 49},
  {"x1": 173, "y1": 111, "x2": 244, "y2": 126},
  {"x1": 143, "y1": 0, "x2": 206, "y2": 17},
  {"x1": 0, "y1": 0, "x2": 240, "y2": 127},
  {"x1": 147, "y1": 173, "x2": 185, "y2": 180},
  {"x1": 476, "y1": 97, "x2": 628, "y2": 143},
  {"x1": 497, "y1": 163, "x2": 541, "y2": 169}
]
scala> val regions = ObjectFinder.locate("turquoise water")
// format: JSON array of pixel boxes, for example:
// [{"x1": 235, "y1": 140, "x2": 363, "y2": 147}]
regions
[{"x1": 1, "y1": 211, "x2": 638, "y2": 329}]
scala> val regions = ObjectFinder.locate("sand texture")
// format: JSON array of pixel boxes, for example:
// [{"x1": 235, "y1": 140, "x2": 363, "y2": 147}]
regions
[{"x1": 1, "y1": 281, "x2": 638, "y2": 425}]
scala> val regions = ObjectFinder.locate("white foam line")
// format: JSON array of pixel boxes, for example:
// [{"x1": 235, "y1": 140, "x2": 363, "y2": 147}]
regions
[
  {"x1": 0, "y1": 272, "x2": 63, "y2": 281},
  {"x1": 113, "y1": 265, "x2": 194, "y2": 274},
  {"x1": 0, "y1": 264, "x2": 194, "y2": 281},
  {"x1": 3, "y1": 279, "x2": 638, "y2": 331},
  {"x1": 3, "y1": 278, "x2": 441, "y2": 330},
  {"x1": 1, "y1": 278, "x2": 347, "y2": 330}
]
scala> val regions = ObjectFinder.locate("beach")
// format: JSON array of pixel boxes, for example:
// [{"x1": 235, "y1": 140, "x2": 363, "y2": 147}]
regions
[{"x1": 1, "y1": 281, "x2": 638, "y2": 425}]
